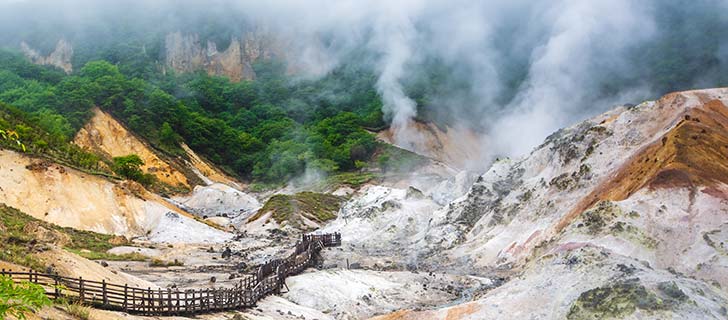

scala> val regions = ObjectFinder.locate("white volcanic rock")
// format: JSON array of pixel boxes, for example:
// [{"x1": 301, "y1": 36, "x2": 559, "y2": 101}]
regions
[
  {"x1": 240, "y1": 296, "x2": 334, "y2": 320},
  {"x1": 424, "y1": 89, "x2": 728, "y2": 272},
  {"x1": 283, "y1": 269, "x2": 491, "y2": 320},
  {"x1": 172, "y1": 183, "x2": 261, "y2": 219},
  {"x1": 372, "y1": 246, "x2": 728, "y2": 320},
  {"x1": 369, "y1": 88, "x2": 728, "y2": 319},
  {"x1": 320, "y1": 184, "x2": 443, "y2": 265},
  {"x1": 146, "y1": 211, "x2": 233, "y2": 244}
]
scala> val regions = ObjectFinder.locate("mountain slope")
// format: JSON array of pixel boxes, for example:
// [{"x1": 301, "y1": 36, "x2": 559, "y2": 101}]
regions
[
  {"x1": 323, "y1": 88, "x2": 728, "y2": 319},
  {"x1": 0, "y1": 149, "x2": 231, "y2": 243},
  {"x1": 432, "y1": 89, "x2": 728, "y2": 277},
  {"x1": 74, "y1": 107, "x2": 199, "y2": 190}
]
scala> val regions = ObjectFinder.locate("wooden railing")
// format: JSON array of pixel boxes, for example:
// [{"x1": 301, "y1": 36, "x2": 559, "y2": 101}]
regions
[{"x1": 1, "y1": 232, "x2": 341, "y2": 316}]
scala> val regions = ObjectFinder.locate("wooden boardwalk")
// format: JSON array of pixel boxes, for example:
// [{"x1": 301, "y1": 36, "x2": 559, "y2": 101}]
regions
[{"x1": 1, "y1": 232, "x2": 341, "y2": 316}]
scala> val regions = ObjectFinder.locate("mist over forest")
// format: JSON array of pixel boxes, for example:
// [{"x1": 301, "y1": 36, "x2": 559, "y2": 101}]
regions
[{"x1": 0, "y1": 0, "x2": 726, "y2": 179}]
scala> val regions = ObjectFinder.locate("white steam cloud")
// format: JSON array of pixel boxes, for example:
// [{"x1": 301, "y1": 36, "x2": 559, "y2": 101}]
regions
[
  {"x1": 3, "y1": 0, "x2": 726, "y2": 171},
  {"x1": 239, "y1": 0, "x2": 660, "y2": 162}
]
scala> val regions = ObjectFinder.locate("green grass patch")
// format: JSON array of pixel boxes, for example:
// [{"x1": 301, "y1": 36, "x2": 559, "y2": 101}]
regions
[
  {"x1": 567, "y1": 279, "x2": 684, "y2": 319},
  {"x1": 64, "y1": 301, "x2": 91, "y2": 320},
  {"x1": 249, "y1": 192, "x2": 345, "y2": 228},
  {"x1": 374, "y1": 143, "x2": 430, "y2": 173},
  {"x1": 64, "y1": 248, "x2": 147, "y2": 262},
  {"x1": 326, "y1": 172, "x2": 379, "y2": 189},
  {"x1": 249, "y1": 182, "x2": 285, "y2": 192}
]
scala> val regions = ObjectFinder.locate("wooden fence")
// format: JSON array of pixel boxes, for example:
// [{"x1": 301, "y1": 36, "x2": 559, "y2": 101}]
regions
[{"x1": 1, "y1": 232, "x2": 341, "y2": 316}]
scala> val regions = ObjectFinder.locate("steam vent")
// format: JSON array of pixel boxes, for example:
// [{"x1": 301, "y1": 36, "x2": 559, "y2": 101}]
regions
[{"x1": 0, "y1": 1, "x2": 727, "y2": 319}]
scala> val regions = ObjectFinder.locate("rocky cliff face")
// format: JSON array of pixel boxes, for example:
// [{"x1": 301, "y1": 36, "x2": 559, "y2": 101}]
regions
[
  {"x1": 74, "y1": 107, "x2": 198, "y2": 190},
  {"x1": 0, "y1": 150, "x2": 230, "y2": 243},
  {"x1": 164, "y1": 30, "x2": 284, "y2": 81},
  {"x1": 20, "y1": 39, "x2": 73, "y2": 73},
  {"x1": 324, "y1": 88, "x2": 728, "y2": 319}
]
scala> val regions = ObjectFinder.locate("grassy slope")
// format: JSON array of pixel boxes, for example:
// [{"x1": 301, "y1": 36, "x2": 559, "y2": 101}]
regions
[
  {"x1": 0, "y1": 204, "x2": 145, "y2": 271},
  {"x1": 249, "y1": 192, "x2": 345, "y2": 229}
]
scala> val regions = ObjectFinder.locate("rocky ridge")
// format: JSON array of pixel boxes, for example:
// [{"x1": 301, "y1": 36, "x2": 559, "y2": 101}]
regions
[
  {"x1": 363, "y1": 88, "x2": 728, "y2": 319},
  {"x1": 20, "y1": 39, "x2": 73, "y2": 73},
  {"x1": 164, "y1": 30, "x2": 286, "y2": 82}
]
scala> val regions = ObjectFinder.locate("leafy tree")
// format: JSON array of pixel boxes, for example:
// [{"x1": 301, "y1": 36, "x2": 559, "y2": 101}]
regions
[
  {"x1": 0, "y1": 49, "x2": 385, "y2": 183},
  {"x1": 159, "y1": 122, "x2": 180, "y2": 150},
  {"x1": 0, "y1": 275, "x2": 52, "y2": 320},
  {"x1": 112, "y1": 154, "x2": 154, "y2": 185}
]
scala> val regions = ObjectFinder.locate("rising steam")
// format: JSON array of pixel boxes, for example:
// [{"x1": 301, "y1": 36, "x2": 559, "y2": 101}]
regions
[{"x1": 1, "y1": 0, "x2": 727, "y2": 170}]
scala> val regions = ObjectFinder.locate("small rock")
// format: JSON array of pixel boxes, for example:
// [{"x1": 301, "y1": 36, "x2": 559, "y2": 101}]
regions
[
  {"x1": 406, "y1": 186, "x2": 425, "y2": 199},
  {"x1": 210, "y1": 276, "x2": 216, "y2": 283},
  {"x1": 222, "y1": 247, "x2": 232, "y2": 259},
  {"x1": 99, "y1": 261, "x2": 109, "y2": 267},
  {"x1": 108, "y1": 235, "x2": 128, "y2": 245}
]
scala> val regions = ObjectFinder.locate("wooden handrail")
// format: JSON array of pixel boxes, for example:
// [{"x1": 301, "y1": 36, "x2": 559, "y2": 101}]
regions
[{"x1": 1, "y1": 232, "x2": 341, "y2": 316}]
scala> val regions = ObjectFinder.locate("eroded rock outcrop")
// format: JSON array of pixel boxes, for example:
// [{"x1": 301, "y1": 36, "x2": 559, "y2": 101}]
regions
[
  {"x1": 164, "y1": 30, "x2": 285, "y2": 81},
  {"x1": 20, "y1": 39, "x2": 73, "y2": 73}
]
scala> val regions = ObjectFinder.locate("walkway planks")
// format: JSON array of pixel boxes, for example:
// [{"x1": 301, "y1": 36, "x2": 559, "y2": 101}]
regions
[{"x1": 1, "y1": 232, "x2": 341, "y2": 316}]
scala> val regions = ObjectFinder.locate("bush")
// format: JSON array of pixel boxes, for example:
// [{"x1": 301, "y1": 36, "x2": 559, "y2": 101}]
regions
[
  {"x1": 65, "y1": 301, "x2": 91, "y2": 320},
  {"x1": 111, "y1": 154, "x2": 155, "y2": 186},
  {"x1": 0, "y1": 275, "x2": 52, "y2": 320}
]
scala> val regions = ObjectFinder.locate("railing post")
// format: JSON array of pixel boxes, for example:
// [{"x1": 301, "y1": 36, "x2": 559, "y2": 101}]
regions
[
  {"x1": 54, "y1": 275, "x2": 60, "y2": 299},
  {"x1": 203, "y1": 288, "x2": 208, "y2": 312},
  {"x1": 79, "y1": 276, "x2": 85, "y2": 303},
  {"x1": 175, "y1": 288, "x2": 180, "y2": 314},
  {"x1": 123, "y1": 284, "x2": 128, "y2": 312},
  {"x1": 131, "y1": 287, "x2": 136, "y2": 313},
  {"x1": 102, "y1": 279, "x2": 108, "y2": 306},
  {"x1": 184, "y1": 290, "x2": 189, "y2": 313},
  {"x1": 147, "y1": 287, "x2": 151, "y2": 314},
  {"x1": 167, "y1": 288, "x2": 172, "y2": 314}
]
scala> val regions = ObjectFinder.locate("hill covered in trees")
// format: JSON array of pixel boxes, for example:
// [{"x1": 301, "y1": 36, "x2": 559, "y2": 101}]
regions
[{"x1": 0, "y1": 50, "x2": 386, "y2": 184}]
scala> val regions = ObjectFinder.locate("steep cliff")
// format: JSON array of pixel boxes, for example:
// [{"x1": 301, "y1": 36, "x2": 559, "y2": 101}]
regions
[
  {"x1": 164, "y1": 30, "x2": 284, "y2": 81},
  {"x1": 74, "y1": 107, "x2": 198, "y2": 190},
  {"x1": 20, "y1": 39, "x2": 73, "y2": 73}
]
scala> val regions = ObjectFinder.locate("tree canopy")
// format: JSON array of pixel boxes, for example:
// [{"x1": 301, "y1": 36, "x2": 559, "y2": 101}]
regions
[{"x1": 0, "y1": 50, "x2": 385, "y2": 184}]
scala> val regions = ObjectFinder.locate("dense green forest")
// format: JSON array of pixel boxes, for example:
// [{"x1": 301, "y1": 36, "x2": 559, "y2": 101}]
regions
[{"x1": 0, "y1": 50, "x2": 385, "y2": 183}]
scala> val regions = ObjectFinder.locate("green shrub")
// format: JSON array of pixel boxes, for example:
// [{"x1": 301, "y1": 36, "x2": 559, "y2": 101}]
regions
[
  {"x1": 0, "y1": 275, "x2": 52, "y2": 320},
  {"x1": 111, "y1": 154, "x2": 155, "y2": 186}
]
